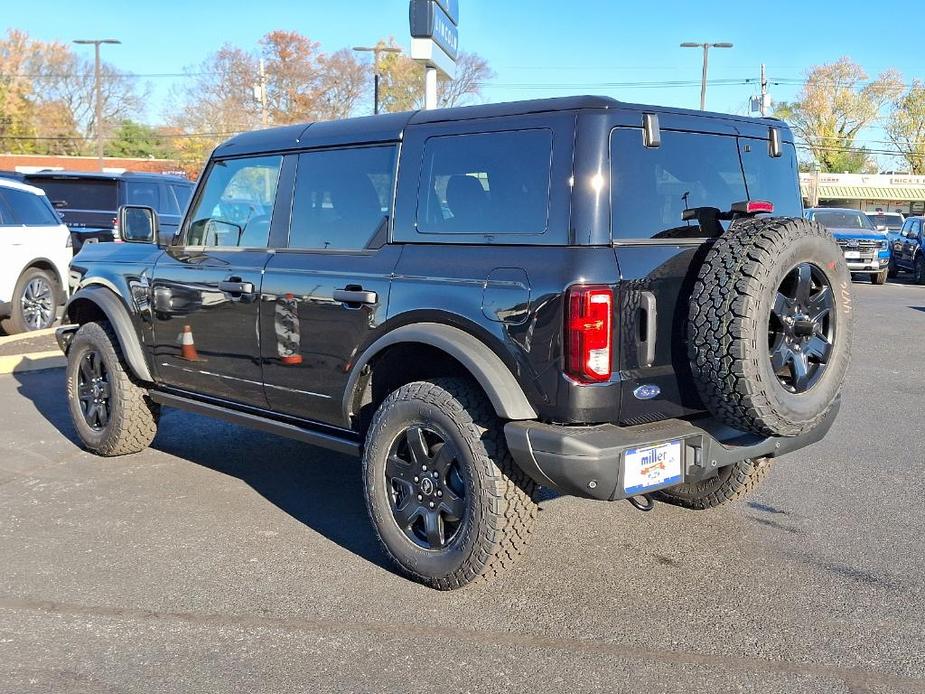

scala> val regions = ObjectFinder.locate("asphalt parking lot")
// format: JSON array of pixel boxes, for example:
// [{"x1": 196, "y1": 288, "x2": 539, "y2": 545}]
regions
[{"x1": 0, "y1": 279, "x2": 923, "y2": 694}]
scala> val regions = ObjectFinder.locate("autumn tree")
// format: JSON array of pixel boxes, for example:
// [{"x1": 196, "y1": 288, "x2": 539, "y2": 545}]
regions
[
  {"x1": 887, "y1": 81, "x2": 925, "y2": 175},
  {"x1": 104, "y1": 120, "x2": 178, "y2": 159},
  {"x1": 774, "y1": 58, "x2": 902, "y2": 173}
]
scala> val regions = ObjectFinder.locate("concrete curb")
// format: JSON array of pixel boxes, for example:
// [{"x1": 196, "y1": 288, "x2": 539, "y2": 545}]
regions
[
  {"x1": 0, "y1": 351, "x2": 66, "y2": 375},
  {"x1": 0, "y1": 327, "x2": 58, "y2": 347}
]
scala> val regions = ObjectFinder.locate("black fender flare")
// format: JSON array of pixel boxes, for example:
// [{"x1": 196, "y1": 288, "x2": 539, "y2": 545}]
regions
[
  {"x1": 63, "y1": 285, "x2": 154, "y2": 383},
  {"x1": 342, "y1": 322, "x2": 538, "y2": 424}
]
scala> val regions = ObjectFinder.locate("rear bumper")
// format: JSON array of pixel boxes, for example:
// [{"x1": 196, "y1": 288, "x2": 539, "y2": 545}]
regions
[{"x1": 505, "y1": 401, "x2": 839, "y2": 501}]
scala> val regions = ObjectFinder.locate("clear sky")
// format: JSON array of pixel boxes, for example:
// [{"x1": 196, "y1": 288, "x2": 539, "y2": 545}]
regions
[{"x1": 3, "y1": 0, "x2": 919, "y2": 165}]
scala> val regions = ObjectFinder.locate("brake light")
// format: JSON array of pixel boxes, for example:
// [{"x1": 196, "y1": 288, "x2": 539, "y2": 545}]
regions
[
  {"x1": 731, "y1": 200, "x2": 774, "y2": 215},
  {"x1": 566, "y1": 285, "x2": 613, "y2": 383},
  {"x1": 112, "y1": 215, "x2": 122, "y2": 242}
]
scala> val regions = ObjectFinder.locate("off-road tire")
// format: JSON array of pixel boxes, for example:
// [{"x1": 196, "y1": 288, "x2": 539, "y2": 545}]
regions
[
  {"x1": 2, "y1": 267, "x2": 59, "y2": 334},
  {"x1": 887, "y1": 257, "x2": 898, "y2": 278},
  {"x1": 915, "y1": 255, "x2": 925, "y2": 285},
  {"x1": 363, "y1": 378, "x2": 537, "y2": 590},
  {"x1": 689, "y1": 217, "x2": 852, "y2": 438},
  {"x1": 66, "y1": 321, "x2": 160, "y2": 456},
  {"x1": 654, "y1": 457, "x2": 773, "y2": 510},
  {"x1": 870, "y1": 270, "x2": 887, "y2": 285}
]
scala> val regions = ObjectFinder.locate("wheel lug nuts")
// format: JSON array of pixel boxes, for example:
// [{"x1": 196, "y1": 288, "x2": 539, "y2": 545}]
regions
[
  {"x1": 413, "y1": 476, "x2": 419, "y2": 483},
  {"x1": 429, "y1": 502, "x2": 435, "y2": 508},
  {"x1": 432, "y1": 471, "x2": 438, "y2": 478},
  {"x1": 437, "y1": 490, "x2": 443, "y2": 497},
  {"x1": 417, "y1": 494, "x2": 423, "y2": 501},
  {"x1": 422, "y1": 465, "x2": 427, "y2": 471}
]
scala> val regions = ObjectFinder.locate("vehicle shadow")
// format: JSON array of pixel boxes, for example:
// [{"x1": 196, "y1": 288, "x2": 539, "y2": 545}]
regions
[{"x1": 11, "y1": 369, "x2": 393, "y2": 573}]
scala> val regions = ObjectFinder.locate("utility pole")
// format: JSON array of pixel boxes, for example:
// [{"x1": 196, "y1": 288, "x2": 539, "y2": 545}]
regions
[
  {"x1": 760, "y1": 63, "x2": 768, "y2": 117},
  {"x1": 257, "y1": 58, "x2": 269, "y2": 127},
  {"x1": 680, "y1": 42, "x2": 733, "y2": 111},
  {"x1": 73, "y1": 38, "x2": 121, "y2": 167},
  {"x1": 353, "y1": 45, "x2": 402, "y2": 114}
]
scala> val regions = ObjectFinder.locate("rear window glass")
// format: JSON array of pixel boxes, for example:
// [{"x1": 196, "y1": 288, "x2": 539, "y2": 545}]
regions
[
  {"x1": 739, "y1": 140, "x2": 803, "y2": 217},
  {"x1": 125, "y1": 181, "x2": 160, "y2": 209},
  {"x1": 27, "y1": 178, "x2": 118, "y2": 211},
  {"x1": 0, "y1": 187, "x2": 60, "y2": 225},
  {"x1": 416, "y1": 129, "x2": 553, "y2": 235},
  {"x1": 611, "y1": 129, "x2": 748, "y2": 240},
  {"x1": 866, "y1": 213, "x2": 903, "y2": 230}
]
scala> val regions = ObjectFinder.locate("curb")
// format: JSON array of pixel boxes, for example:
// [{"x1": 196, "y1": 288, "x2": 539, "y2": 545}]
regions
[
  {"x1": 0, "y1": 327, "x2": 58, "y2": 347},
  {"x1": 0, "y1": 350, "x2": 66, "y2": 375}
]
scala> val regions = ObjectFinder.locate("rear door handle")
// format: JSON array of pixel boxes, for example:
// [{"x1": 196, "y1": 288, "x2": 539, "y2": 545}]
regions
[
  {"x1": 218, "y1": 280, "x2": 255, "y2": 295},
  {"x1": 333, "y1": 288, "x2": 378, "y2": 305},
  {"x1": 639, "y1": 291, "x2": 657, "y2": 367}
]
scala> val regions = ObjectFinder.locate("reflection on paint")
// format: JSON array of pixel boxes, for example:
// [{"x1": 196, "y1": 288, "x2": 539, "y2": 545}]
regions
[{"x1": 275, "y1": 292, "x2": 302, "y2": 366}]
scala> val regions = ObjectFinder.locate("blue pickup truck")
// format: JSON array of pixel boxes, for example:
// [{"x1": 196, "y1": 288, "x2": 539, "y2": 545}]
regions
[
  {"x1": 804, "y1": 208, "x2": 891, "y2": 285},
  {"x1": 891, "y1": 216, "x2": 925, "y2": 283}
]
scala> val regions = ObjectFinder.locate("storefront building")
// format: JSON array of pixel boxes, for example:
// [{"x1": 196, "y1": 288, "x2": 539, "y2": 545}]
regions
[{"x1": 799, "y1": 172, "x2": 925, "y2": 215}]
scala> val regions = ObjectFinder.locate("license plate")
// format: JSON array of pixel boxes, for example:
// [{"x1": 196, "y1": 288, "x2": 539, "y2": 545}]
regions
[
  {"x1": 844, "y1": 250, "x2": 861, "y2": 259},
  {"x1": 624, "y1": 440, "x2": 683, "y2": 495}
]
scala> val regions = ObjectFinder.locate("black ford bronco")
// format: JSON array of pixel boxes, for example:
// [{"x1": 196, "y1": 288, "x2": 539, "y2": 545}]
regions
[{"x1": 57, "y1": 96, "x2": 852, "y2": 589}]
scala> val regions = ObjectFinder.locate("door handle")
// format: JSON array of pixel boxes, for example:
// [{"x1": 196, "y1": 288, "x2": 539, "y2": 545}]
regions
[
  {"x1": 333, "y1": 288, "x2": 378, "y2": 305},
  {"x1": 218, "y1": 279, "x2": 255, "y2": 295},
  {"x1": 638, "y1": 291, "x2": 657, "y2": 368}
]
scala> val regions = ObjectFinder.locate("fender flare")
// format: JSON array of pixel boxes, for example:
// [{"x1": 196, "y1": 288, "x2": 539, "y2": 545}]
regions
[
  {"x1": 343, "y1": 322, "x2": 538, "y2": 424},
  {"x1": 64, "y1": 285, "x2": 154, "y2": 383}
]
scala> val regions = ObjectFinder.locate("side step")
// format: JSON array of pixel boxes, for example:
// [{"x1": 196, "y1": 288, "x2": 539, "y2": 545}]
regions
[{"x1": 149, "y1": 391, "x2": 361, "y2": 457}]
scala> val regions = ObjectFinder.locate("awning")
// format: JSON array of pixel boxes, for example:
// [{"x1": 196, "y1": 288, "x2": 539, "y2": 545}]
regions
[{"x1": 813, "y1": 185, "x2": 925, "y2": 201}]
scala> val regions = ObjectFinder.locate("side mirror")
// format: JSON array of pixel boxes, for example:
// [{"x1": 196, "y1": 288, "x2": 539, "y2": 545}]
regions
[{"x1": 118, "y1": 205, "x2": 159, "y2": 245}]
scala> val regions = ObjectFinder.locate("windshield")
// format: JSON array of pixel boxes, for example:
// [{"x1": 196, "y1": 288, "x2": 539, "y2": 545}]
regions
[
  {"x1": 811, "y1": 210, "x2": 875, "y2": 230},
  {"x1": 866, "y1": 213, "x2": 903, "y2": 230}
]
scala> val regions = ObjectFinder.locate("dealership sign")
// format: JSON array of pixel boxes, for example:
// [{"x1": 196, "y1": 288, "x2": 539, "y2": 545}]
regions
[{"x1": 410, "y1": 0, "x2": 459, "y2": 73}]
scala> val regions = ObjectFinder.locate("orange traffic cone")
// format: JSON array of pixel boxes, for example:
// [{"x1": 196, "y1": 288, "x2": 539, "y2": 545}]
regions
[{"x1": 178, "y1": 325, "x2": 201, "y2": 362}]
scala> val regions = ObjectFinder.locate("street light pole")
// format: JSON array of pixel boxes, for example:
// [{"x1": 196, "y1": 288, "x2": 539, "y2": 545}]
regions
[
  {"x1": 73, "y1": 39, "x2": 121, "y2": 167},
  {"x1": 353, "y1": 45, "x2": 402, "y2": 115},
  {"x1": 680, "y1": 41, "x2": 733, "y2": 111}
]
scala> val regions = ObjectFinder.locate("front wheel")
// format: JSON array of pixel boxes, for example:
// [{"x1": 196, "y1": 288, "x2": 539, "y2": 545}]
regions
[
  {"x1": 870, "y1": 270, "x2": 887, "y2": 285},
  {"x1": 362, "y1": 378, "x2": 537, "y2": 590}
]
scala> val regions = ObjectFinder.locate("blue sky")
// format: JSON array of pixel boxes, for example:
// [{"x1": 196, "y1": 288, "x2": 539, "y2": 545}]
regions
[{"x1": 4, "y1": 0, "x2": 920, "y2": 165}]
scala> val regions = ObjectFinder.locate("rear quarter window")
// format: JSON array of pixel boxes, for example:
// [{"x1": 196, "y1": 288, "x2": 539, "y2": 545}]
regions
[
  {"x1": 415, "y1": 129, "x2": 553, "y2": 235},
  {"x1": 28, "y1": 178, "x2": 118, "y2": 212},
  {"x1": 739, "y1": 140, "x2": 802, "y2": 217}
]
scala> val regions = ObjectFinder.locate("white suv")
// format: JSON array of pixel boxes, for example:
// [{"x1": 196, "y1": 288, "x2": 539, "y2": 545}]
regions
[{"x1": 0, "y1": 177, "x2": 72, "y2": 334}]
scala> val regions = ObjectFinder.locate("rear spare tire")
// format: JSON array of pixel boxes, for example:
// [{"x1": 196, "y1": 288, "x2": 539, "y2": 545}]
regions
[{"x1": 689, "y1": 217, "x2": 852, "y2": 438}]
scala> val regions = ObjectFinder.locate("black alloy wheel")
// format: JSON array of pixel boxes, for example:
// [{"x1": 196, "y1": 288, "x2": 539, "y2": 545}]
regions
[
  {"x1": 768, "y1": 262, "x2": 836, "y2": 394},
  {"x1": 385, "y1": 425, "x2": 467, "y2": 550},
  {"x1": 76, "y1": 349, "x2": 112, "y2": 431}
]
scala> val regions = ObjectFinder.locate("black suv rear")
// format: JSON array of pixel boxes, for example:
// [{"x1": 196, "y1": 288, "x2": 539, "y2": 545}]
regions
[
  {"x1": 56, "y1": 97, "x2": 852, "y2": 589},
  {"x1": 23, "y1": 171, "x2": 193, "y2": 251}
]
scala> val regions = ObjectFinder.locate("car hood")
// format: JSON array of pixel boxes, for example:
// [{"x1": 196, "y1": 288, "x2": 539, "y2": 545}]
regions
[{"x1": 829, "y1": 229, "x2": 889, "y2": 242}]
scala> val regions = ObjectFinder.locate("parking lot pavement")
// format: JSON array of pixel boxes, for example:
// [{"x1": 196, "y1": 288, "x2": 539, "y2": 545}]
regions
[{"x1": 0, "y1": 280, "x2": 923, "y2": 694}]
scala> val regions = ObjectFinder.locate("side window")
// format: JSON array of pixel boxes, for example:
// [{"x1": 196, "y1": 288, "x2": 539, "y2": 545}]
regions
[
  {"x1": 158, "y1": 184, "x2": 181, "y2": 215},
  {"x1": 0, "y1": 187, "x2": 60, "y2": 225},
  {"x1": 288, "y1": 146, "x2": 396, "y2": 250},
  {"x1": 172, "y1": 184, "x2": 193, "y2": 213},
  {"x1": 611, "y1": 129, "x2": 748, "y2": 240},
  {"x1": 185, "y1": 156, "x2": 282, "y2": 248},
  {"x1": 416, "y1": 129, "x2": 553, "y2": 235},
  {"x1": 0, "y1": 191, "x2": 16, "y2": 225},
  {"x1": 739, "y1": 140, "x2": 803, "y2": 217},
  {"x1": 125, "y1": 181, "x2": 160, "y2": 208}
]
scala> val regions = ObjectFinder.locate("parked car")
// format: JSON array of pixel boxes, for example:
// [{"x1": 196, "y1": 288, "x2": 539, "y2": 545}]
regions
[
  {"x1": 0, "y1": 177, "x2": 71, "y2": 334},
  {"x1": 21, "y1": 171, "x2": 194, "y2": 251},
  {"x1": 804, "y1": 207, "x2": 891, "y2": 284},
  {"x1": 891, "y1": 216, "x2": 925, "y2": 283},
  {"x1": 56, "y1": 96, "x2": 851, "y2": 589},
  {"x1": 866, "y1": 210, "x2": 904, "y2": 234}
]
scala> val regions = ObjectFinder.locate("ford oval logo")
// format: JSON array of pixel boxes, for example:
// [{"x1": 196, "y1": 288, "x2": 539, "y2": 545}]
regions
[{"x1": 633, "y1": 384, "x2": 661, "y2": 400}]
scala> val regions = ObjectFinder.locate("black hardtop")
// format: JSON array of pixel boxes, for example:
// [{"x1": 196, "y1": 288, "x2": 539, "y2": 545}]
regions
[
  {"x1": 212, "y1": 95, "x2": 793, "y2": 158},
  {"x1": 23, "y1": 170, "x2": 192, "y2": 184}
]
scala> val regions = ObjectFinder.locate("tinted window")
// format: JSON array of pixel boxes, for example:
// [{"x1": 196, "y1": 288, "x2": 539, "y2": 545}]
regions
[
  {"x1": 0, "y1": 192, "x2": 16, "y2": 225},
  {"x1": 811, "y1": 210, "x2": 874, "y2": 230},
  {"x1": 611, "y1": 129, "x2": 748, "y2": 239},
  {"x1": 289, "y1": 146, "x2": 396, "y2": 250},
  {"x1": 125, "y1": 181, "x2": 159, "y2": 208},
  {"x1": 0, "y1": 187, "x2": 60, "y2": 225},
  {"x1": 185, "y1": 156, "x2": 282, "y2": 248},
  {"x1": 159, "y1": 184, "x2": 181, "y2": 215},
  {"x1": 28, "y1": 178, "x2": 118, "y2": 211},
  {"x1": 867, "y1": 213, "x2": 903, "y2": 230},
  {"x1": 417, "y1": 129, "x2": 552, "y2": 235},
  {"x1": 739, "y1": 140, "x2": 803, "y2": 217},
  {"x1": 172, "y1": 184, "x2": 193, "y2": 210}
]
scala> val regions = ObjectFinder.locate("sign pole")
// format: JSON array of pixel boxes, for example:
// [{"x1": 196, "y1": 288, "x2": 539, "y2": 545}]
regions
[{"x1": 424, "y1": 66, "x2": 438, "y2": 109}]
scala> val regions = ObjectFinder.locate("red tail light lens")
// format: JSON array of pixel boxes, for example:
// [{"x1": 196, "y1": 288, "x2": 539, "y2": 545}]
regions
[{"x1": 566, "y1": 285, "x2": 613, "y2": 383}]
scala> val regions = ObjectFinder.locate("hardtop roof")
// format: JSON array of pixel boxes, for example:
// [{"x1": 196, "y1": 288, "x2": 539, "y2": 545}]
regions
[
  {"x1": 213, "y1": 95, "x2": 793, "y2": 158},
  {"x1": 22, "y1": 171, "x2": 192, "y2": 184}
]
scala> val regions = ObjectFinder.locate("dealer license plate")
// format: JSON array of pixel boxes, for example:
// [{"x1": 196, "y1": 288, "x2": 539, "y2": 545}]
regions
[
  {"x1": 844, "y1": 250, "x2": 861, "y2": 259},
  {"x1": 624, "y1": 440, "x2": 683, "y2": 495}
]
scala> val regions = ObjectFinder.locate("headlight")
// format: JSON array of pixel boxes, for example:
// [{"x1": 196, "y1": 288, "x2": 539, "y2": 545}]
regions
[{"x1": 879, "y1": 240, "x2": 889, "y2": 250}]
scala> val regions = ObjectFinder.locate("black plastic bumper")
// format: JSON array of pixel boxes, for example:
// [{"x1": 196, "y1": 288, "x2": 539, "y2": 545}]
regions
[{"x1": 505, "y1": 401, "x2": 839, "y2": 501}]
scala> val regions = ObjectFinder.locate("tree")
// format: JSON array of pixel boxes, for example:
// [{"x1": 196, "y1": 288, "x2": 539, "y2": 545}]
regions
[
  {"x1": 887, "y1": 81, "x2": 925, "y2": 175},
  {"x1": 104, "y1": 120, "x2": 177, "y2": 159},
  {"x1": 376, "y1": 43, "x2": 494, "y2": 113},
  {"x1": 774, "y1": 58, "x2": 902, "y2": 173}
]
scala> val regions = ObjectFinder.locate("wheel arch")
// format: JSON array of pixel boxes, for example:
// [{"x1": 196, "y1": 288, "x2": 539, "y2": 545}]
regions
[
  {"x1": 343, "y1": 322, "x2": 537, "y2": 430},
  {"x1": 18, "y1": 257, "x2": 67, "y2": 302},
  {"x1": 64, "y1": 285, "x2": 153, "y2": 383}
]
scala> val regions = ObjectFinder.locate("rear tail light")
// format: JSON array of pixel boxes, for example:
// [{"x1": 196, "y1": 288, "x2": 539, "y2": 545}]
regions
[
  {"x1": 566, "y1": 285, "x2": 614, "y2": 383},
  {"x1": 731, "y1": 200, "x2": 774, "y2": 215},
  {"x1": 112, "y1": 215, "x2": 122, "y2": 242}
]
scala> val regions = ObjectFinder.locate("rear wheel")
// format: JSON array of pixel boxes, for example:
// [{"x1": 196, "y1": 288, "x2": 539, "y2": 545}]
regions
[
  {"x1": 870, "y1": 270, "x2": 887, "y2": 285},
  {"x1": 1, "y1": 268, "x2": 59, "y2": 334},
  {"x1": 655, "y1": 458, "x2": 773, "y2": 510},
  {"x1": 915, "y1": 255, "x2": 925, "y2": 285},
  {"x1": 66, "y1": 321, "x2": 160, "y2": 456},
  {"x1": 362, "y1": 378, "x2": 537, "y2": 590}
]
